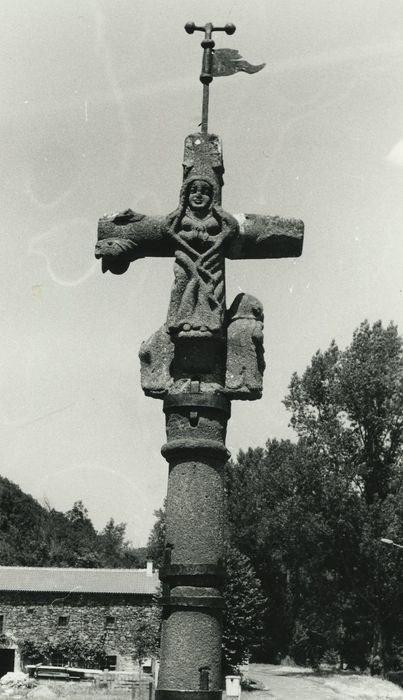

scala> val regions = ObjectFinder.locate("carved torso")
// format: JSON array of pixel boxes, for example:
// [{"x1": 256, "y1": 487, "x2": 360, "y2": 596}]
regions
[
  {"x1": 179, "y1": 212, "x2": 221, "y2": 247},
  {"x1": 166, "y1": 179, "x2": 234, "y2": 338}
]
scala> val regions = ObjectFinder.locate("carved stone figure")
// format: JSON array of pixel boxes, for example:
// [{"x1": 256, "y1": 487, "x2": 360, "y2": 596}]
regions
[
  {"x1": 165, "y1": 175, "x2": 238, "y2": 338},
  {"x1": 139, "y1": 325, "x2": 175, "y2": 398},
  {"x1": 94, "y1": 235, "x2": 140, "y2": 274},
  {"x1": 94, "y1": 20, "x2": 305, "y2": 700},
  {"x1": 224, "y1": 292, "x2": 265, "y2": 399}
]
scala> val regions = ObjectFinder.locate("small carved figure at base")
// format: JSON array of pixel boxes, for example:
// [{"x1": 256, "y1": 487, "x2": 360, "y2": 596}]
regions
[
  {"x1": 139, "y1": 325, "x2": 175, "y2": 398},
  {"x1": 223, "y1": 292, "x2": 265, "y2": 400}
]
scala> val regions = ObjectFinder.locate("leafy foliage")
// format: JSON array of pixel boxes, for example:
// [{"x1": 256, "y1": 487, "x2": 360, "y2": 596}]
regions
[
  {"x1": 19, "y1": 631, "x2": 108, "y2": 668},
  {"x1": 225, "y1": 320, "x2": 403, "y2": 670},
  {"x1": 223, "y1": 547, "x2": 266, "y2": 670},
  {"x1": 131, "y1": 602, "x2": 161, "y2": 663},
  {"x1": 98, "y1": 518, "x2": 142, "y2": 568},
  {"x1": 0, "y1": 481, "x2": 143, "y2": 569},
  {"x1": 18, "y1": 603, "x2": 161, "y2": 669},
  {"x1": 146, "y1": 501, "x2": 166, "y2": 568},
  {"x1": 0, "y1": 477, "x2": 50, "y2": 566}
]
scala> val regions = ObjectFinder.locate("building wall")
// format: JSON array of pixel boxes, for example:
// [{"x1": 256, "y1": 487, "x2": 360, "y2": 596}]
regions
[{"x1": 0, "y1": 592, "x2": 155, "y2": 673}]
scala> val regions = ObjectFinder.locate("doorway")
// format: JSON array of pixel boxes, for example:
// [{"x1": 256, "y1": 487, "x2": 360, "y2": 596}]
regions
[{"x1": 0, "y1": 649, "x2": 14, "y2": 677}]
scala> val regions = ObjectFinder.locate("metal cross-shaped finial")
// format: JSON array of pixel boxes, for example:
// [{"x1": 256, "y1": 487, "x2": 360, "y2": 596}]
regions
[{"x1": 185, "y1": 21, "x2": 236, "y2": 134}]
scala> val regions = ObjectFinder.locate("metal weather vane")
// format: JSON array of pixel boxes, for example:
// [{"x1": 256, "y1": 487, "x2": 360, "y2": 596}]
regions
[
  {"x1": 94, "y1": 20, "x2": 303, "y2": 700},
  {"x1": 184, "y1": 21, "x2": 265, "y2": 133}
]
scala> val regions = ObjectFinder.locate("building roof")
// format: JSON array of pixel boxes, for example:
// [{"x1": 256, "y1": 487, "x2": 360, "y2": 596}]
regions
[{"x1": 0, "y1": 566, "x2": 159, "y2": 595}]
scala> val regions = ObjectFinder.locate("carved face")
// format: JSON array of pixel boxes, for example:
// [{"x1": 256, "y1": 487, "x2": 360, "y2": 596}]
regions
[
  {"x1": 94, "y1": 237, "x2": 138, "y2": 274},
  {"x1": 187, "y1": 180, "x2": 213, "y2": 213}
]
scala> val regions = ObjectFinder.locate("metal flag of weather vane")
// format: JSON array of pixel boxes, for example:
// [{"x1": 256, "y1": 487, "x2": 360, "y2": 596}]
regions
[
  {"x1": 183, "y1": 21, "x2": 265, "y2": 133},
  {"x1": 94, "y1": 21, "x2": 303, "y2": 700}
]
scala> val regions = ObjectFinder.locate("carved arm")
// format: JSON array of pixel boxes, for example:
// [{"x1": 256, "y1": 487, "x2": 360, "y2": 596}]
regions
[
  {"x1": 95, "y1": 209, "x2": 174, "y2": 274},
  {"x1": 227, "y1": 214, "x2": 304, "y2": 259}
]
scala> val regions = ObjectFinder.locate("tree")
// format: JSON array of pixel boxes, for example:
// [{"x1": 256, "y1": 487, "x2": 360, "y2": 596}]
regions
[
  {"x1": 222, "y1": 547, "x2": 267, "y2": 670},
  {"x1": 0, "y1": 478, "x2": 145, "y2": 570},
  {"x1": 98, "y1": 518, "x2": 141, "y2": 568},
  {"x1": 224, "y1": 321, "x2": 403, "y2": 670},
  {"x1": 285, "y1": 321, "x2": 403, "y2": 505},
  {"x1": 0, "y1": 476, "x2": 49, "y2": 566},
  {"x1": 147, "y1": 500, "x2": 167, "y2": 568},
  {"x1": 283, "y1": 320, "x2": 403, "y2": 670}
]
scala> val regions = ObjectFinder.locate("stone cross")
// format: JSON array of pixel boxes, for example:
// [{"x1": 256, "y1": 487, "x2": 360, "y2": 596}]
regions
[
  {"x1": 95, "y1": 29, "x2": 303, "y2": 700},
  {"x1": 95, "y1": 132, "x2": 302, "y2": 402}
]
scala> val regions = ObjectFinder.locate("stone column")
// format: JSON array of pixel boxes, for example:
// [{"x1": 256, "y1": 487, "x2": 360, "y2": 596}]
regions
[
  {"x1": 94, "y1": 64, "x2": 303, "y2": 697},
  {"x1": 156, "y1": 389, "x2": 230, "y2": 700}
]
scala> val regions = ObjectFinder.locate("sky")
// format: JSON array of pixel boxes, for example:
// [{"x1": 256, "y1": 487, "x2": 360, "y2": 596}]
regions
[{"x1": 2, "y1": 0, "x2": 403, "y2": 546}]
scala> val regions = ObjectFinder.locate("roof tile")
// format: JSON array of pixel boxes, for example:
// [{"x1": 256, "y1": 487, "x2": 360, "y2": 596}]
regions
[{"x1": 0, "y1": 567, "x2": 159, "y2": 595}]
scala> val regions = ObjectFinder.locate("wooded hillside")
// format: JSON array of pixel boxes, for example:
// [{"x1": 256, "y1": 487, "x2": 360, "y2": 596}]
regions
[{"x1": 0, "y1": 477, "x2": 146, "y2": 568}]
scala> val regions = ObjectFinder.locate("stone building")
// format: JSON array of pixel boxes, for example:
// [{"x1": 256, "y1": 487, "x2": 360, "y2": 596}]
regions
[{"x1": 0, "y1": 565, "x2": 159, "y2": 677}]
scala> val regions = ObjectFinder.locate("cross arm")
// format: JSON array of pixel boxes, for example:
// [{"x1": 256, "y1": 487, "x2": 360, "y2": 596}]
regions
[
  {"x1": 227, "y1": 213, "x2": 304, "y2": 259},
  {"x1": 95, "y1": 209, "x2": 175, "y2": 274},
  {"x1": 95, "y1": 207, "x2": 304, "y2": 274}
]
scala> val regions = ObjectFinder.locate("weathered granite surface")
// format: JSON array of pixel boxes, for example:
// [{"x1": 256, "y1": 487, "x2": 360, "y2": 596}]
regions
[
  {"x1": 224, "y1": 293, "x2": 265, "y2": 399},
  {"x1": 95, "y1": 128, "x2": 304, "y2": 700}
]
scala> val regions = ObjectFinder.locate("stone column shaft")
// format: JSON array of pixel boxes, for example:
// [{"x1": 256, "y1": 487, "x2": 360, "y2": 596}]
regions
[{"x1": 156, "y1": 394, "x2": 230, "y2": 700}]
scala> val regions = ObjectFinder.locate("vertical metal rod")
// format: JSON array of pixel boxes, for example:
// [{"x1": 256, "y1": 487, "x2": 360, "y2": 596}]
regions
[
  {"x1": 185, "y1": 21, "x2": 236, "y2": 135},
  {"x1": 201, "y1": 84, "x2": 209, "y2": 134}
]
